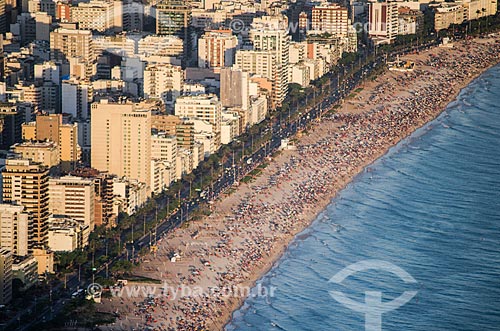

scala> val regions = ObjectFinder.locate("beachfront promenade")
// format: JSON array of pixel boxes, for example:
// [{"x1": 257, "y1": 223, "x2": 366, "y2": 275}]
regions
[{"x1": 99, "y1": 37, "x2": 500, "y2": 331}]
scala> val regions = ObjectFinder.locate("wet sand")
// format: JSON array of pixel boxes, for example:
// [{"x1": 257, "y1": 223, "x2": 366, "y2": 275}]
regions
[{"x1": 98, "y1": 36, "x2": 500, "y2": 331}]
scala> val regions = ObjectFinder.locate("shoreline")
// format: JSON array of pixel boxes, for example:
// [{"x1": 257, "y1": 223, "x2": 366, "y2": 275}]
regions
[
  {"x1": 222, "y1": 54, "x2": 499, "y2": 331},
  {"x1": 99, "y1": 36, "x2": 500, "y2": 331}
]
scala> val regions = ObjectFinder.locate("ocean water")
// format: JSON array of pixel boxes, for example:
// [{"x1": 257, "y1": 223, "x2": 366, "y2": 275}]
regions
[{"x1": 226, "y1": 64, "x2": 500, "y2": 331}]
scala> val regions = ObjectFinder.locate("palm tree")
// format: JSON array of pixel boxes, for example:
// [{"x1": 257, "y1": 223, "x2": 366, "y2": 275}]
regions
[
  {"x1": 184, "y1": 173, "x2": 196, "y2": 198},
  {"x1": 481, "y1": 8, "x2": 488, "y2": 30},
  {"x1": 476, "y1": 9, "x2": 481, "y2": 34}
]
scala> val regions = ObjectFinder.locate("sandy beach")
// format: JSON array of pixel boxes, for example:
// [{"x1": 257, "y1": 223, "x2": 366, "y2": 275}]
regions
[{"x1": 98, "y1": 36, "x2": 500, "y2": 331}]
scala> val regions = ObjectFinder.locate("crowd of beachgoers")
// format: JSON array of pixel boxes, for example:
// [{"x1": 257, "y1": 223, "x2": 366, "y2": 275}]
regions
[{"x1": 99, "y1": 37, "x2": 500, "y2": 331}]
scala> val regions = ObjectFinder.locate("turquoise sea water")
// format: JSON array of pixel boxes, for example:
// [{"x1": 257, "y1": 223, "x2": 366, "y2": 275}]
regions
[{"x1": 226, "y1": 64, "x2": 500, "y2": 331}]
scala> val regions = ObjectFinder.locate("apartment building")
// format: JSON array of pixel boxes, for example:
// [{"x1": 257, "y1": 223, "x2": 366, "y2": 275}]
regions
[
  {"x1": 1, "y1": 158, "x2": 49, "y2": 250},
  {"x1": 48, "y1": 175, "x2": 95, "y2": 231}
]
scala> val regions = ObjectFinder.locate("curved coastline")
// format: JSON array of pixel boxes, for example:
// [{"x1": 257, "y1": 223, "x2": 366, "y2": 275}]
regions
[
  {"x1": 226, "y1": 62, "x2": 500, "y2": 331},
  {"x1": 222, "y1": 40, "x2": 500, "y2": 331},
  {"x1": 99, "y1": 36, "x2": 500, "y2": 331},
  {"x1": 225, "y1": 62, "x2": 500, "y2": 330}
]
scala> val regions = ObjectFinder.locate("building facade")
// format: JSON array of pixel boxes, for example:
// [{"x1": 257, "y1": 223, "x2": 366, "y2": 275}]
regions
[
  {"x1": 90, "y1": 101, "x2": 152, "y2": 193},
  {"x1": 311, "y1": 3, "x2": 349, "y2": 37},
  {"x1": 11, "y1": 141, "x2": 59, "y2": 168},
  {"x1": 0, "y1": 249, "x2": 12, "y2": 305},
  {"x1": 50, "y1": 27, "x2": 95, "y2": 78},
  {"x1": 234, "y1": 50, "x2": 286, "y2": 109},
  {"x1": 47, "y1": 216, "x2": 89, "y2": 252},
  {"x1": 22, "y1": 114, "x2": 80, "y2": 172},
  {"x1": 156, "y1": 0, "x2": 191, "y2": 36},
  {"x1": 198, "y1": 30, "x2": 238, "y2": 72},
  {"x1": 1, "y1": 159, "x2": 49, "y2": 250},
  {"x1": 174, "y1": 94, "x2": 222, "y2": 149},
  {"x1": 368, "y1": 0, "x2": 399, "y2": 44},
  {"x1": 0, "y1": 204, "x2": 29, "y2": 257},
  {"x1": 433, "y1": 3, "x2": 466, "y2": 31},
  {"x1": 70, "y1": 0, "x2": 115, "y2": 32},
  {"x1": 143, "y1": 64, "x2": 184, "y2": 108},
  {"x1": 48, "y1": 175, "x2": 95, "y2": 230}
]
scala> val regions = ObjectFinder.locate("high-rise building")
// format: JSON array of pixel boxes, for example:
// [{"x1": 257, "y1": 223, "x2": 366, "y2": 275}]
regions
[
  {"x1": 143, "y1": 64, "x2": 184, "y2": 108},
  {"x1": 0, "y1": 0, "x2": 7, "y2": 35},
  {"x1": 11, "y1": 141, "x2": 60, "y2": 168},
  {"x1": 32, "y1": 248, "x2": 53, "y2": 274},
  {"x1": 56, "y1": 2, "x2": 71, "y2": 21},
  {"x1": 151, "y1": 133, "x2": 177, "y2": 163},
  {"x1": 249, "y1": 95, "x2": 268, "y2": 126},
  {"x1": 25, "y1": 113, "x2": 59, "y2": 142},
  {"x1": 70, "y1": 0, "x2": 116, "y2": 32},
  {"x1": 112, "y1": 177, "x2": 147, "y2": 215},
  {"x1": 220, "y1": 67, "x2": 251, "y2": 110},
  {"x1": 398, "y1": 7, "x2": 424, "y2": 35},
  {"x1": 197, "y1": 29, "x2": 238, "y2": 72},
  {"x1": 150, "y1": 133, "x2": 177, "y2": 194},
  {"x1": 48, "y1": 176, "x2": 96, "y2": 231},
  {"x1": 0, "y1": 204, "x2": 29, "y2": 257},
  {"x1": 298, "y1": 12, "x2": 308, "y2": 38},
  {"x1": 1, "y1": 159, "x2": 50, "y2": 250},
  {"x1": 234, "y1": 50, "x2": 278, "y2": 82},
  {"x1": 5, "y1": 0, "x2": 17, "y2": 28},
  {"x1": 77, "y1": 123, "x2": 93, "y2": 159},
  {"x1": 61, "y1": 79, "x2": 92, "y2": 120},
  {"x1": 70, "y1": 168, "x2": 116, "y2": 227},
  {"x1": 175, "y1": 94, "x2": 222, "y2": 148},
  {"x1": 22, "y1": 114, "x2": 80, "y2": 171},
  {"x1": 291, "y1": 63, "x2": 311, "y2": 87},
  {"x1": 92, "y1": 34, "x2": 136, "y2": 58},
  {"x1": 122, "y1": 0, "x2": 143, "y2": 31},
  {"x1": 221, "y1": 111, "x2": 240, "y2": 144},
  {"x1": 90, "y1": 101, "x2": 152, "y2": 193},
  {"x1": 47, "y1": 216, "x2": 89, "y2": 252},
  {"x1": 152, "y1": 114, "x2": 180, "y2": 133},
  {"x1": 433, "y1": 3, "x2": 466, "y2": 31},
  {"x1": 50, "y1": 27, "x2": 94, "y2": 61},
  {"x1": 0, "y1": 249, "x2": 12, "y2": 305},
  {"x1": 175, "y1": 120, "x2": 196, "y2": 151},
  {"x1": 138, "y1": 35, "x2": 184, "y2": 58},
  {"x1": 14, "y1": 83, "x2": 42, "y2": 113},
  {"x1": 234, "y1": 50, "x2": 287, "y2": 109},
  {"x1": 40, "y1": 81, "x2": 61, "y2": 113},
  {"x1": 50, "y1": 27, "x2": 95, "y2": 77},
  {"x1": 156, "y1": 0, "x2": 191, "y2": 36},
  {"x1": 368, "y1": 0, "x2": 399, "y2": 44},
  {"x1": 250, "y1": 15, "x2": 290, "y2": 67},
  {"x1": 42, "y1": 0, "x2": 57, "y2": 15},
  {"x1": 461, "y1": 0, "x2": 498, "y2": 20},
  {"x1": 34, "y1": 11, "x2": 52, "y2": 41},
  {"x1": 156, "y1": 0, "x2": 192, "y2": 65},
  {"x1": 11, "y1": 255, "x2": 38, "y2": 291},
  {"x1": 0, "y1": 103, "x2": 24, "y2": 150},
  {"x1": 34, "y1": 61, "x2": 60, "y2": 85},
  {"x1": 311, "y1": 3, "x2": 349, "y2": 37},
  {"x1": 12, "y1": 13, "x2": 31, "y2": 37},
  {"x1": 249, "y1": 16, "x2": 290, "y2": 106},
  {"x1": 152, "y1": 114, "x2": 197, "y2": 151}
]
